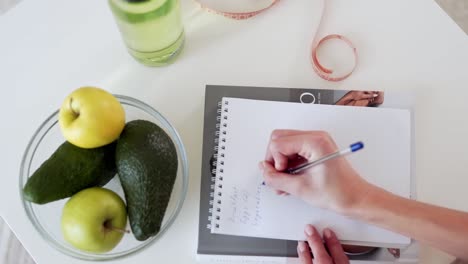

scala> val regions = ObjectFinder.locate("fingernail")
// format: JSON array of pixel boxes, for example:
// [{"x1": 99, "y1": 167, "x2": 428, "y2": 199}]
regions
[
  {"x1": 373, "y1": 93, "x2": 378, "y2": 97},
  {"x1": 324, "y1": 228, "x2": 332, "y2": 239},
  {"x1": 297, "y1": 241, "x2": 306, "y2": 253},
  {"x1": 274, "y1": 162, "x2": 283, "y2": 171},
  {"x1": 305, "y1": 225, "x2": 315, "y2": 236}
]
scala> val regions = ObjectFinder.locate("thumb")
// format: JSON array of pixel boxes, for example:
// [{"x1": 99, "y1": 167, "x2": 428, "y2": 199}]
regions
[{"x1": 260, "y1": 161, "x2": 301, "y2": 194}]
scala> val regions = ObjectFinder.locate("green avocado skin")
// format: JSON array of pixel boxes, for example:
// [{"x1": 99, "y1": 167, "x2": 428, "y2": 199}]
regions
[
  {"x1": 116, "y1": 120, "x2": 178, "y2": 241},
  {"x1": 23, "y1": 141, "x2": 117, "y2": 204}
]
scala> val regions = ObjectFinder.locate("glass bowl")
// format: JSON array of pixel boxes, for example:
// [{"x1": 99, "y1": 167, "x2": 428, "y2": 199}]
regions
[{"x1": 19, "y1": 95, "x2": 189, "y2": 261}]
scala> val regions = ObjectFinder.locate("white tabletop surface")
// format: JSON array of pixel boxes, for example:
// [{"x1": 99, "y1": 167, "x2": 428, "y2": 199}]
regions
[{"x1": 1, "y1": 0, "x2": 467, "y2": 263}]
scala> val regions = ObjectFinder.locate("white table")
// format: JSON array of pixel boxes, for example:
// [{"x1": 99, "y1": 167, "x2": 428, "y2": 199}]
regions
[{"x1": 1, "y1": 0, "x2": 467, "y2": 263}]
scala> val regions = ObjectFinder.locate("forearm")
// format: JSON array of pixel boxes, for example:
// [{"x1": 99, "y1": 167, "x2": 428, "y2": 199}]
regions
[{"x1": 349, "y1": 184, "x2": 468, "y2": 260}]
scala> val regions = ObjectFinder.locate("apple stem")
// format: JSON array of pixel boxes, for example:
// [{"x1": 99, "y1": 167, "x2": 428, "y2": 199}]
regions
[
  {"x1": 110, "y1": 227, "x2": 130, "y2": 234},
  {"x1": 69, "y1": 97, "x2": 80, "y2": 118},
  {"x1": 104, "y1": 220, "x2": 130, "y2": 234}
]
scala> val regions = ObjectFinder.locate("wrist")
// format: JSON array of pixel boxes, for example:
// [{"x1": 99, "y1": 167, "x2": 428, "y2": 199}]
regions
[
  {"x1": 341, "y1": 180, "x2": 381, "y2": 218},
  {"x1": 344, "y1": 183, "x2": 409, "y2": 235}
]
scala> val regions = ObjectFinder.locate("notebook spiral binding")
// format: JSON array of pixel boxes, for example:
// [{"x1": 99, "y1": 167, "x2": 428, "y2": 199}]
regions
[{"x1": 207, "y1": 100, "x2": 229, "y2": 230}]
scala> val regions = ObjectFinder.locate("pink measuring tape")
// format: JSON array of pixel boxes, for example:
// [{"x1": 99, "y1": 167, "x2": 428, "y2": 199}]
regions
[{"x1": 194, "y1": 0, "x2": 358, "y2": 82}]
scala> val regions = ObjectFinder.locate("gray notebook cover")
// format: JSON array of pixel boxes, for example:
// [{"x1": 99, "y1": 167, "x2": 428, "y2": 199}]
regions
[{"x1": 197, "y1": 85, "x2": 388, "y2": 259}]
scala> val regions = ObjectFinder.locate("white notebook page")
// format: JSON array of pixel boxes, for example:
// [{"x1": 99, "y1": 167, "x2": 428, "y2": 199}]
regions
[{"x1": 210, "y1": 97, "x2": 411, "y2": 246}]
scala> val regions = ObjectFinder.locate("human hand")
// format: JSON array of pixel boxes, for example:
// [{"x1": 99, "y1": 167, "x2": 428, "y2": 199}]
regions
[
  {"x1": 371, "y1": 91, "x2": 384, "y2": 106},
  {"x1": 335, "y1": 91, "x2": 378, "y2": 106},
  {"x1": 260, "y1": 130, "x2": 372, "y2": 214},
  {"x1": 298, "y1": 225, "x2": 349, "y2": 264}
]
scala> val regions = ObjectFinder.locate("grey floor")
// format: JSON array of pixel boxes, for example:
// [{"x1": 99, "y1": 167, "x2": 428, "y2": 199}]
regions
[
  {"x1": 0, "y1": 1, "x2": 467, "y2": 264},
  {"x1": 0, "y1": 217, "x2": 35, "y2": 264},
  {"x1": 437, "y1": 0, "x2": 468, "y2": 33}
]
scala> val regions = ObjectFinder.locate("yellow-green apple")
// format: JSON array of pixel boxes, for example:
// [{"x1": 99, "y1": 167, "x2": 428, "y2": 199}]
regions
[
  {"x1": 59, "y1": 87, "x2": 125, "y2": 148},
  {"x1": 61, "y1": 187, "x2": 127, "y2": 253}
]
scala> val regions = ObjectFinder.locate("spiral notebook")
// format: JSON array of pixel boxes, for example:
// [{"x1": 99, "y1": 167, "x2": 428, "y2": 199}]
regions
[{"x1": 208, "y1": 97, "x2": 411, "y2": 247}]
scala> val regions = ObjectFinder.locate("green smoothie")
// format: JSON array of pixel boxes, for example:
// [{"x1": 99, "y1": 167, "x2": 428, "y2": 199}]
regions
[{"x1": 109, "y1": 0, "x2": 184, "y2": 66}]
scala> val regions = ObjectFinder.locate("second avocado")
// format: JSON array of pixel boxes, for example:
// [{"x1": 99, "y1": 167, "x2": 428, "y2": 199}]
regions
[
  {"x1": 23, "y1": 141, "x2": 116, "y2": 204},
  {"x1": 116, "y1": 120, "x2": 178, "y2": 241}
]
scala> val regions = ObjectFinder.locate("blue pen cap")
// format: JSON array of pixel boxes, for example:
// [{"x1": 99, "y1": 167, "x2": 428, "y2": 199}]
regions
[{"x1": 350, "y1": 142, "x2": 364, "y2": 152}]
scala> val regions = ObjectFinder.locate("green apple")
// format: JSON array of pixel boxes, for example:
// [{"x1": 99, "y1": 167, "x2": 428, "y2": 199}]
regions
[
  {"x1": 59, "y1": 87, "x2": 125, "y2": 149},
  {"x1": 61, "y1": 187, "x2": 127, "y2": 253}
]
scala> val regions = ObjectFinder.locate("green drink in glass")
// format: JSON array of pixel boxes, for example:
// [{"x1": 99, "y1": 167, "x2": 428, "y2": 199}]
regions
[{"x1": 109, "y1": 0, "x2": 185, "y2": 66}]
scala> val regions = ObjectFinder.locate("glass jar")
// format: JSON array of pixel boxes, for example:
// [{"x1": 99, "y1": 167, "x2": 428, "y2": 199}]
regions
[{"x1": 109, "y1": 0, "x2": 185, "y2": 66}]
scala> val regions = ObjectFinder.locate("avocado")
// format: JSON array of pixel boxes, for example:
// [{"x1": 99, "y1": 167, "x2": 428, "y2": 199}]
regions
[
  {"x1": 23, "y1": 141, "x2": 117, "y2": 204},
  {"x1": 116, "y1": 120, "x2": 178, "y2": 241}
]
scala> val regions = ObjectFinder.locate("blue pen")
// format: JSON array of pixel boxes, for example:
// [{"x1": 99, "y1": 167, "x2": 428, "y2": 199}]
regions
[
  {"x1": 285, "y1": 141, "x2": 364, "y2": 175},
  {"x1": 262, "y1": 142, "x2": 364, "y2": 184}
]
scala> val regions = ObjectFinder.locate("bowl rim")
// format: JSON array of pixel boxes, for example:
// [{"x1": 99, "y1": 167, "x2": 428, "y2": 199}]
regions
[{"x1": 19, "y1": 94, "x2": 189, "y2": 261}]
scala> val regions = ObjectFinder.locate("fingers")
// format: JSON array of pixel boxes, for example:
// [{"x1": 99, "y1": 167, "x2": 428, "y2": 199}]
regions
[
  {"x1": 305, "y1": 225, "x2": 332, "y2": 263},
  {"x1": 339, "y1": 91, "x2": 380, "y2": 106},
  {"x1": 353, "y1": 99, "x2": 370, "y2": 107},
  {"x1": 262, "y1": 130, "x2": 338, "y2": 195},
  {"x1": 352, "y1": 91, "x2": 379, "y2": 101},
  {"x1": 270, "y1": 129, "x2": 306, "y2": 140},
  {"x1": 373, "y1": 91, "x2": 384, "y2": 105},
  {"x1": 359, "y1": 91, "x2": 379, "y2": 98},
  {"x1": 270, "y1": 150, "x2": 289, "y2": 171},
  {"x1": 260, "y1": 161, "x2": 301, "y2": 194},
  {"x1": 297, "y1": 241, "x2": 313, "y2": 264},
  {"x1": 268, "y1": 131, "x2": 334, "y2": 163},
  {"x1": 275, "y1": 190, "x2": 289, "y2": 195},
  {"x1": 265, "y1": 129, "x2": 305, "y2": 171},
  {"x1": 299, "y1": 226, "x2": 348, "y2": 264},
  {"x1": 341, "y1": 91, "x2": 354, "y2": 101},
  {"x1": 323, "y1": 228, "x2": 349, "y2": 263}
]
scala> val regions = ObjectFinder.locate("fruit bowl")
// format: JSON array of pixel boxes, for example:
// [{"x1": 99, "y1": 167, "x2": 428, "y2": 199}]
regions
[{"x1": 19, "y1": 95, "x2": 189, "y2": 261}]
